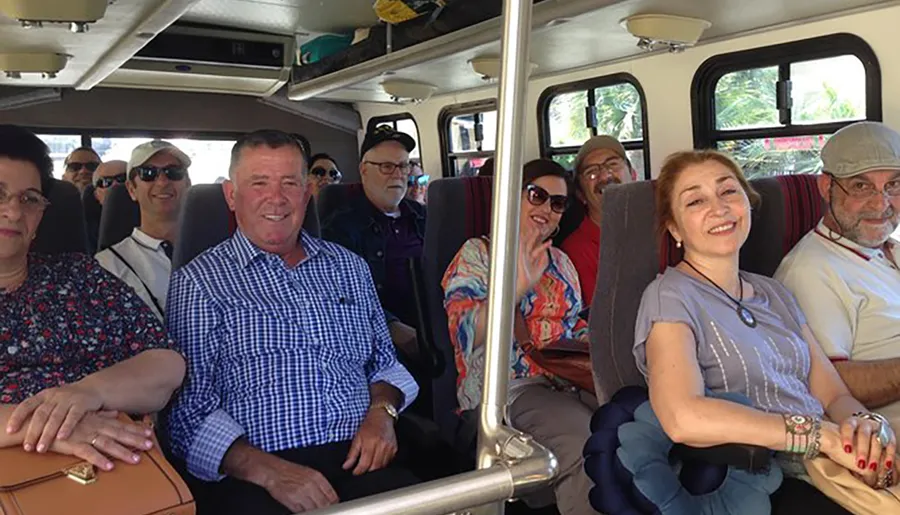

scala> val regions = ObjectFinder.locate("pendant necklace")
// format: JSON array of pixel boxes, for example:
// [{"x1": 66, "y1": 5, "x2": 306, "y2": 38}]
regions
[{"x1": 682, "y1": 259, "x2": 757, "y2": 328}]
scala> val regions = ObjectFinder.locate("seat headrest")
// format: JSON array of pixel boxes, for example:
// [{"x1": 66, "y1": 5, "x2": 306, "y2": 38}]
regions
[
  {"x1": 32, "y1": 179, "x2": 88, "y2": 254},
  {"x1": 81, "y1": 184, "x2": 102, "y2": 221},
  {"x1": 318, "y1": 183, "x2": 363, "y2": 222},
  {"x1": 173, "y1": 184, "x2": 321, "y2": 271},
  {"x1": 589, "y1": 174, "x2": 825, "y2": 404},
  {"x1": 422, "y1": 176, "x2": 493, "y2": 442},
  {"x1": 97, "y1": 184, "x2": 140, "y2": 251}
]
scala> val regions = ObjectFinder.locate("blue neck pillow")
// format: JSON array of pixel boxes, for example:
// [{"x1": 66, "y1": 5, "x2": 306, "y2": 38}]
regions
[{"x1": 584, "y1": 386, "x2": 783, "y2": 515}]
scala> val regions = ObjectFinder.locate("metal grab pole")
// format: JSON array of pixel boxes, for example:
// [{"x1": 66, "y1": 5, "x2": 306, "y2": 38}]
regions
[{"x1": 477, "y1": 0, "x2": 533, "y2": 501}]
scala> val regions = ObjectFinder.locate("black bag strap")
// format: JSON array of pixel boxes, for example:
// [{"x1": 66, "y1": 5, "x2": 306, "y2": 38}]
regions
[{"x1": 107, "y1": 246, "x2": 165, "y2": 317}]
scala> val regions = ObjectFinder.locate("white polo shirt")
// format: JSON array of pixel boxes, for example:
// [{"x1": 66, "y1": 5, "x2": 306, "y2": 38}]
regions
[
  {"x1": 775, "y1": 220, "x2": 900, "y2": 419},
  {"x1": 95, "y1": 228, "x2": 172, "y2": 321}
]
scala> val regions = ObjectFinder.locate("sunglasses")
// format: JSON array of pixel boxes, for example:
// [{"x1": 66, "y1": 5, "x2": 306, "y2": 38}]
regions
[
  {"x1": 525, "y1": 184, "x2": 569, "y2": 214},
  {"x1": 311, "y1": 166, "x2": 342, "y2": 181},
  {"x1": 66, "y1": 161, "x2": 100, "y2": 173},
  {"x1": 407, "y1": 174, "x2": 430, "y2": 187},
  {"x1": 132, "y1": 165, "x2": 187, "y2": 182},
  {"x1": 95, "y1": 174, "x2": 127, "y2": 189}
]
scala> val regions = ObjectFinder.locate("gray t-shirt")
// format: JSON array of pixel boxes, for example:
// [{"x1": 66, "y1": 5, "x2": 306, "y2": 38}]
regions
[{"x1": 634, "y1": 267, "x2": 824, "y2": 417}]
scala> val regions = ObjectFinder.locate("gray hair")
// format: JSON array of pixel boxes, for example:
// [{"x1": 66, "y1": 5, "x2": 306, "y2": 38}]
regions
[{"x1": 228, "y1": 129, "x2": 309, "y2": 181}]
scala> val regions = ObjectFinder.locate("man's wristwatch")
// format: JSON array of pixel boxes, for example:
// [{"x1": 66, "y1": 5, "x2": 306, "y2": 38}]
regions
[{"x1": 374, "y1": 402, "x2": 399, "y2": 422}]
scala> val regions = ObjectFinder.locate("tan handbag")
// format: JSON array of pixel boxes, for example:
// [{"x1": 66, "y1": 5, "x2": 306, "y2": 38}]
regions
[
  {"x1": 804, "y1": 457, "x2": 900, "y2": 515},
  {"x1": 514, "y1": 310, "x2": 595, "y2": 394},
  {"x1": 0, "y1": 415, "x2": 194, "y2": 515}
]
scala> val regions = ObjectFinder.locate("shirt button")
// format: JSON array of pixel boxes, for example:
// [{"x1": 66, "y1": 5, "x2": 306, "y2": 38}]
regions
[
  {"x1": 376, "y1": 250, "x2": 384, "y2": 258},
  {"x1": 394, "y1": 229, "x2": 400, "y2": 234}
]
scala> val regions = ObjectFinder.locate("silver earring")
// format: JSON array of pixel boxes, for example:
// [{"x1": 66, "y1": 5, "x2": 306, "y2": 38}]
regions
[{"x1": 676, "y1": 240, "x2": 682, "y2": 249}]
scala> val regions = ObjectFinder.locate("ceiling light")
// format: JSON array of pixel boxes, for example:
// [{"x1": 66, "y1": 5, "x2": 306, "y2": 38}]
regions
[
  {"x1": 468, "y1": 55, "x2": 538, "y2": 81},
  {"x1": 0, "y1": 52, "x2": 69, "y2": 80},
  {"x1": 381, "y1": 79, "x2": 437, "y2": 104},
  {"x1": 0, "y1": 0, "x2": 109, "y2": 32},
  {"x1": 621, "y1": 14, "x2": 711, "y2": 53}
]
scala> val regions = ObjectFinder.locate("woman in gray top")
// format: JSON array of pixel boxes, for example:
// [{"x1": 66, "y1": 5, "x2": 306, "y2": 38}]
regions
[{"x1": 634, "y1": 150, "x2": 896, "y2": 508}]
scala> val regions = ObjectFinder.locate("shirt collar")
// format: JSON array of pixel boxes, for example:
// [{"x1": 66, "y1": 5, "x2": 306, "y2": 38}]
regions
[
  {"x1": 130, "y1": 228, "x2": 165, "y2": 251},
  {"x1": 230, "y1": 228, "x2": 328, "y2": 270},
  {"x1": 813, "y1": 219, "x2": 896, "y2": 261}
]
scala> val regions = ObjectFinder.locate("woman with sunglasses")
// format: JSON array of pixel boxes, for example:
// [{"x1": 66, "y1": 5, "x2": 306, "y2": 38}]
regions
[
  {"x1": 0, "y1": 125, "x2": 185, "y2": 474},
  {"x1": 442, "y1": 158, "x2": 595, "y2": 515},
  {"x1": 405, "y1": 161, "x2": 429, "y2": 205},
  {"x1": 308, "y1": 153, "x2": 342, "y2": 198}
]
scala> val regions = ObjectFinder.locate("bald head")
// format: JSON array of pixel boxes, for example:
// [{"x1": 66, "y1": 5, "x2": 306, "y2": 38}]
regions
[{"x1": 93, "y1": 160, "x2": 127, "y2": 205}]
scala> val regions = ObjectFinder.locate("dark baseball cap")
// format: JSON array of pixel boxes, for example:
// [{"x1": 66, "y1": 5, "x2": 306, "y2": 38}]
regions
[{"x1": 361, "y1": 125, "x2": 416, "y2": 157}]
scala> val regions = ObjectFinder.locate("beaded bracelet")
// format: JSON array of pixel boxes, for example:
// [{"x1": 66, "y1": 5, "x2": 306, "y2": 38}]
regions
[{"x1": 783, "y1": 413, "x2": 822, "y2": 458}]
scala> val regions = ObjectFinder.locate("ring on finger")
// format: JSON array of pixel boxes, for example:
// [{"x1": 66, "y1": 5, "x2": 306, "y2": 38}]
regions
[
  {"x1": 90, "y1": 435, "x2": 99, "y2": 447},
  {"x1": 879, "y1": 425, "x2": 892, "y2": 447}
]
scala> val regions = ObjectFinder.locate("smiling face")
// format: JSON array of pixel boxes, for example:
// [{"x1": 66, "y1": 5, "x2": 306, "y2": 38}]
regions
[
  {"x1": 520, "y1": 175, "x2": 567, "y2": 242},
  {"x1": 667, "y1": 160, "x2": 752, "y2": 260},
  {"x1": 223, "y1": 144, "x2": 309, "y2": 257},
  {"x1": 577, "y1": 148, "x2": 636, "y2": 216},
  {"x1": 126, "y1": 151, "x2": 191, "y2": 224},
  {"x1": 819, "y1": 170, "x2": 900, "y2": 248}
]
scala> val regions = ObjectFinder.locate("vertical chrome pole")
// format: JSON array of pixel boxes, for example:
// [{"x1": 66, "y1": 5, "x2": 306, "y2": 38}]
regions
[{"x1": 477, "y1": 0, "x2": 533, "y2": 507}]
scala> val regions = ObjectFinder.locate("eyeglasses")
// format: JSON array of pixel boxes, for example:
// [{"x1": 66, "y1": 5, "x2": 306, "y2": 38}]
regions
[
  {"x1": 525, "y1": 184, "x2": 569, "y2": 214},
  {"x1": 66, "y1": 161, "x2": 100, "y2": 173},
  {"x1": 311, "y1": 166, "x2": 342, "y2": 182},
  {"x1": 581, "y1": 157, "x2": 626, "y2": 181},
  {"x1": 407, "y1": 174, "x2": 430, "y2": 187},
  {"x1": 828, "y1": 173, "x2": 900, "y2": 200},
  {"x1": 365, "y1": 160, "x2": 411, "y2": 176},
  {"x1": 132, "y1": 165, "x2": 187, "y2": 183},
  {"x1": 0, "y1": 187, "x2": 50, "y2": 214},
  {"x1": 95, "y1": 174, "x2": 127, "y2": 189}
]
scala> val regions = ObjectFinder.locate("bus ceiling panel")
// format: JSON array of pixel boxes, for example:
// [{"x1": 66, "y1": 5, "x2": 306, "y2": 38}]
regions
[
  {"x1": 179, "y1": 0, "x2": 380, "y2": 36},
  {"x1": 0, "y1": 0, "x2": 199, "y2": 89},
  {"x1": 291, "y1": 0, "x2": 891, "y2": 104}
]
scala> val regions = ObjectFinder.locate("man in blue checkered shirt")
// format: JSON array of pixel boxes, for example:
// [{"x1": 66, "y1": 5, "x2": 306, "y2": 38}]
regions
[{"x1": 166, "y1": 130, "x2": 420, "y2": 515}]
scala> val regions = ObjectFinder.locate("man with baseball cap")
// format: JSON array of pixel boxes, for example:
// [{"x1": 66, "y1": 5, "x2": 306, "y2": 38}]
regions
[
  {"x1": 776, "y1": 121, "x2": 900, "y2": 425},
  {"x1": 96, "y1": 139, "x2": 192, "y2": 320},
  {"x1": 560, "y1": 135, "x2": 637, "y2": 306},
  {"x1": 322, "y1": 125, "x2": 425, "y2": 364}
]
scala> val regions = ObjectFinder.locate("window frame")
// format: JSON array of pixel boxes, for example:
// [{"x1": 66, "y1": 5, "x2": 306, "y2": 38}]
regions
[
  {"x1": 537, "y1": 72, "x2": 651, "y2": 179},
  {"x1": 691, "y1": 33, "x2": 882, "y2": 151},
  {"x1": 438, "y1": 99, "x2": 498, "y2": 177}
]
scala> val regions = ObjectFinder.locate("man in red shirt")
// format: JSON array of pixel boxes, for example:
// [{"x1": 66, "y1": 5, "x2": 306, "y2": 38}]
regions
[{"x1": 560, "y1": 135, "x2": 637, "y2": 306}]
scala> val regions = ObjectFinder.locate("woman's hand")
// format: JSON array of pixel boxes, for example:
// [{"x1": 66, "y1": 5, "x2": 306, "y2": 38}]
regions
[
  {"x1": 516, "y1": 223, "x2": 551, "y2": 301},
  {"x1": 820, "y1": 417, "x2": 897, "y2": 488},
  {"x1": 49, "y1": 411, "x2": 155, "y2": 471},
  {"x1": 6, "y1": 383, "x2": 104, "y2": 452}
]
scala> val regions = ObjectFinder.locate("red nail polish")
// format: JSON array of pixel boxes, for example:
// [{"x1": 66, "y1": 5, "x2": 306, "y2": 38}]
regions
[
  {"x1": 845, "y1": 445, "x2": 853, "y2": 454},
  {"x1": 887, "y1": 461, "x2": 893, "y2": 469},
  {"x1": 870, "y1": 462, "x2": 878, "y2": 471},
  {"x1": 858, "y1": 459, "x2": 866, "y2": 469}
]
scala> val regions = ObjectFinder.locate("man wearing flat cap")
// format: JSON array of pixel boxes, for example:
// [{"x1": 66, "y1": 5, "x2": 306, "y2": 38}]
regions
[{"x1": 776, "y1": 121, "x2": 900, "y2": 425}]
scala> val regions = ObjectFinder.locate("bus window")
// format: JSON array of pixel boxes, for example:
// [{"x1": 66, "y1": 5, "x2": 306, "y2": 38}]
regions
[
  {"x1": 693, "y1": 33, "x2": 881, "y2": 179},
  {"x1": 368, "y1": 114, "x2": 421, "y2": 160},
  {"x1": 538, "y1": 74, "x2": 649, "y2": 177},
  {"x1": 37, "y1": 134, "x2": 83, "y2": 179},
  {"x1": 91, "y1": 137, "x2": 235, "y2": 185},
  {"x1": 439, "y1": 101, "x2": 497, "y2": 177}
]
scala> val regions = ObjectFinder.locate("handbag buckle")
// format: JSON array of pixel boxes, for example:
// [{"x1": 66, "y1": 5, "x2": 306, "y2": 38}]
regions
[{"x1": 65, "y1": 462, "x2": 97, "y2": 485}]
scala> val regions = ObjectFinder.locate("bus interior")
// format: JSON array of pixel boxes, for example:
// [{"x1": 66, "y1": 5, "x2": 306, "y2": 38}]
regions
[{"x1": 2, "y1": 0, "x2": 899, "y2": 513}]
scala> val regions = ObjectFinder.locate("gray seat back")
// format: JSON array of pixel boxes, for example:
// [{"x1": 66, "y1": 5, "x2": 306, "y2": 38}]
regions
[
  {"x1": 97, "y1": 184, "x2": 140, "y2": 250},
  {"x1": 32, "y1": 179, "x2": 88, "y2": 254}
]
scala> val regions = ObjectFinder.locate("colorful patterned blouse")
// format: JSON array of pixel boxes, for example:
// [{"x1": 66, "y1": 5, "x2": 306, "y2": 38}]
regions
[
  {"x1": 0, "y1": 253, "x2": 177, "y2": 404},
  {"x1": 442, "y1": 237, "x2": 589, "y2": 411}
]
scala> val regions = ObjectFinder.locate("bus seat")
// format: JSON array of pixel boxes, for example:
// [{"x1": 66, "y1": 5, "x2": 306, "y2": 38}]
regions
[
  {"x1": 97, "y1": 184, "x2": 140, "y2": 251},
  {"x1": 589, "y1": 174, "x2": 824, "y2": 404},
  {"x1": 317, "y1": 182, "x2": 362, "y2": 224},
  {"x1": 423, "y1": 176, "x2": 493, "y2": 447},
  {"x1": 172, "y1": 184, "x2": 319, "y2": 271},
  {"x1": 81, "y1": 184, "x2": 102, "y2": 253},
  {"x1": 32, "y1": 179, "x2": 89, "y2": 254}
]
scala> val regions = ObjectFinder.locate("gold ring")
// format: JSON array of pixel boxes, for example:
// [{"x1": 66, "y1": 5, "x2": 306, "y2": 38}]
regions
[{"x1": 90, "y1": 436, "x2": 99, "y2": 447}]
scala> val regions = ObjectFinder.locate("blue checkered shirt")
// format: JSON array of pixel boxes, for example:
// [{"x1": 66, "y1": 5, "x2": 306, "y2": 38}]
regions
[{"x1": 165, "y1": 230, "x2": 418, "y2": 481}]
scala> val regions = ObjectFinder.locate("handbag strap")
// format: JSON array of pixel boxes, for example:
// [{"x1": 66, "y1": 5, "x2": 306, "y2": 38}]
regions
[
  {"x1": 107, "y1": 246, "x2": 165, "y2": 317},
  {"x1": 514, "y1": 310, "x2": 536, "y2": 355}
]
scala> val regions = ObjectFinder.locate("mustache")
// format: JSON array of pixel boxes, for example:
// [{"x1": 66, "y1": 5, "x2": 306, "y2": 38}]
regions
[
  {"x1": 593, "y1": 176, "x2": 622, "y2": 195},
  {"x1": 858, "y1": 206, "x2": 896, "y2": 221}
]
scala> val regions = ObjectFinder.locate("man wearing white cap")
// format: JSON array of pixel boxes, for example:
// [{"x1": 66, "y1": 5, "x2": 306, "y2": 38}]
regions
[
  {"x1": 560, "y1": 135, "x2": 637, "y2": 306},
  {"x1": 96, "y1": 140, "x2": 192, "y2": 320},
  {"x1": 776, "y1": 121, "x2": 900, "y2": 425}
]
